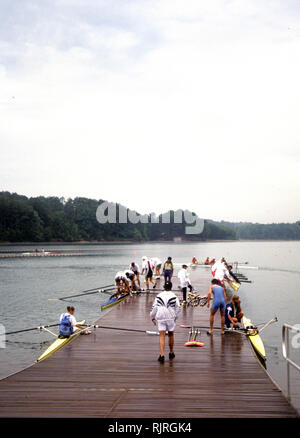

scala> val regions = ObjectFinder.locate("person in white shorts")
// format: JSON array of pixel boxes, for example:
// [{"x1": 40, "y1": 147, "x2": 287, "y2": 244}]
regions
[{"x1": 150, "y1": 281, "x2": 181, "y2": 363}]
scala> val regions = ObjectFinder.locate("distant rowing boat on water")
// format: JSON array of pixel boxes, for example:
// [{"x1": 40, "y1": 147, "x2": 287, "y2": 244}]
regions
[
  {"x1": 0, "y1": 252, "x2": 89, "y2": 259},
  {"x1": 174, "y1": 262, "x2": 258, "y2": 270}
]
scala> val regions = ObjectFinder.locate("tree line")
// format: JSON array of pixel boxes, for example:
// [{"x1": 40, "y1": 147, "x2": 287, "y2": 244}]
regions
[
  {"x1": 0, "y1": 192, "x2": 236, "y2": 242},
  {"x1": 0, "y1": 192, "x2": 299, "y2": 242}
]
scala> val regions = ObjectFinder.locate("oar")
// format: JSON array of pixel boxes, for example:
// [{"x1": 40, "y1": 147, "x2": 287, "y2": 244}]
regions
[
  {"x1": 257, "y1": 316, "x2": 278, "y2": 332},
  {"x1": 49, "y1": 285, "x2": 115, "y2": 301},
  {"x1": 2, "y1": 323, "x2": 60, "y2": 336},
  {"x1": 90, "y1": 324, "x2": 159, "y2": 335}
]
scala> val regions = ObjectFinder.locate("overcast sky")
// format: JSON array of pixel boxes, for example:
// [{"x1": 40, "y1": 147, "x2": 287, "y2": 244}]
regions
[{"x1": 0, "y1": 0, "x2": 300, "y2": 223}]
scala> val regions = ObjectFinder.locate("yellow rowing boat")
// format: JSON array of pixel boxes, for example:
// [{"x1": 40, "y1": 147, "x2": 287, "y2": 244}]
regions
[
  {"x1": 37, "y1": 320, "x2": 85, "y2": 362},
  {"x1": 242, "y1": 316, "x2": 266, "y2": 361}
]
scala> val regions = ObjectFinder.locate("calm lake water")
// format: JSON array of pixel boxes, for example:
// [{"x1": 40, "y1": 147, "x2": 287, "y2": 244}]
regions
[{"x1": 1, "y1": 241, "x2": 300, "y2": 412}]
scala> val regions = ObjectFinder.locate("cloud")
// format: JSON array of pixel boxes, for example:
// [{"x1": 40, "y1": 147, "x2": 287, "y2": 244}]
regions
[{"x1": 0, "y1": 0, "x2": 300, "y2": 222}]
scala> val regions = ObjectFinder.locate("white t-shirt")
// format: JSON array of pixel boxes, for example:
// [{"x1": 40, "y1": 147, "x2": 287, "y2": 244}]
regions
[
  {"x1": 142, "y1": 260, "x2": 152, "y2": 273},
  {"x1": 177, "y1": 268, "x2": 191, "y2": 288},
  {"x1": 130, "y1": 263, "x2": 140, "y2": 273},
  {"x1": 115, "y1": 271, "x2": 127, "y2": 281},
  {"x1": 151, "y1": 257, "x2": 162, "y2": 267},
  {"x1": 60, "y1": 313, "x2": 77, "y2": 326}
]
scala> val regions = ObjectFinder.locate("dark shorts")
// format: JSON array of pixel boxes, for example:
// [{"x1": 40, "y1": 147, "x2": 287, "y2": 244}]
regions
[
  {"x1": 146, "y1": 269, "x2": 153, "y2": 279},
  {"x1": 164, "y1": 269, "x2": 172, "y2": 278}
]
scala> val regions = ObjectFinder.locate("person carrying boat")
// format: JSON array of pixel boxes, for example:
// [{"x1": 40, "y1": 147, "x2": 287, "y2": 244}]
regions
[
  {"x1": 225, "y1": 295, "x2": 244, "y2": 328},
  {"x1": 141, "y1": 256, "x2": 157, "y2": 290},
  {"x1": 58, "y1": 306, "x2": 85, "y2": 339},
  {"x1": 150, "y1": 281, "x2": 181, "y2": 363},
  {"x1": 177, "y1": 264, "x2": 193, "y2": 305},
  {"x1": 162, "y1": 257, "x2": 174, "y2": 282},
  {"x1": 206, "y1": 279, "x2": 227, "y2": 335},
  {"x1": 129, "y1": 262, "x2": 141, "y2": 289},
  {"x1": 115, "y1": 271, "x2": 132, "y2": 295}
]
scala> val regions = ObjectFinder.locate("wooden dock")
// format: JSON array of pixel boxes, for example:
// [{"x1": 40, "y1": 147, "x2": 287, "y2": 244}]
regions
[{"x1": 0, "y1": 271, "x2": 298, "y2": 418}]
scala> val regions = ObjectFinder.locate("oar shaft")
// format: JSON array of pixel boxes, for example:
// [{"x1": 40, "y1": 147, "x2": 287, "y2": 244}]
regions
[
  {"x1": 93, "y1": 325, "x2": 158, "y2": 335},
  {"x1": 4, "y1": 323, "x2": 60, "y2": 336}
]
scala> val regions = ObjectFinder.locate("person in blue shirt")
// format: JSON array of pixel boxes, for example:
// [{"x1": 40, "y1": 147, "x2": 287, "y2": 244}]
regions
[
  {"x1": 225, "y1": 295, "x2": 244, "y2": 328},
  {"x1": 207, "y1": 279, "x2": 227, "y2": 335}
]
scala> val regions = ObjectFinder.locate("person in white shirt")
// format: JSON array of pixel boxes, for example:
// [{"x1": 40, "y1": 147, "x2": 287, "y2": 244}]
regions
[
  {"x1": 177, "y1": 264, "x2": 193, "y2": 304},
  {"x1": 124, "y1": 269, "x2": 137, "y2": 294},
  {"x1": 115, "y1": 271, "x2": 132, "y2": 295},
  {"x1": 150, "y1": 281, "x2": 181, "y2": 363},
  {"x1": 150, "y1": 257, "x2": 162, "y2": 277},
  {"x1": 141, "y1": 256, "x2": 157, "y2": 290},
  {"x1": 129, "y1": 262, "x2": 141, "y2": 289},
  {"x1": 58, "y1": 306, "x2": 85, "y2": 339}
]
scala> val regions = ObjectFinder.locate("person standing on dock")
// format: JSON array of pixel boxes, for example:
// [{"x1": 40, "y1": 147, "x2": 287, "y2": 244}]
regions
[
  {"x1": 177, "y1": 264, "x2": 193, "y2": 305},
  {"x1": 129, "y1": 262, "x2": 141, "y2": 290},
  {"x1": 206, "y1": 279, "x2": 227, "y2": 335},
  {"x1": 162, "y1": 257, "x2": 174, "y2": 282},
  {"x1": 58, "y1": 306, "x2": 85, "y2": 339},
  {"x1": 150, "y1": 281, "x2": 181, "y2": 363},
  {"x1": 141, "y1": 256, "x2": 157, "y2": 290}
]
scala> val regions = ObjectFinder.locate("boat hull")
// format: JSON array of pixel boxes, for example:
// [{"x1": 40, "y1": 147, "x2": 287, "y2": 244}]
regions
[
  {"x1": 242, "y1": 316, "x2": 266, "y2": 361},
  {"x1": 37, "y1": 320, "x2": 85, "y2": 362},
  {"x1": 101, "y1": 293, "x2": 129, "y2": 310}
]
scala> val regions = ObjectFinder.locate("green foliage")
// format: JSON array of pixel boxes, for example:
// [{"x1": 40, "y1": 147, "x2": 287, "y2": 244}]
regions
[{"x1": 6, "y1": 191, "x2": 299, "y2": 242}]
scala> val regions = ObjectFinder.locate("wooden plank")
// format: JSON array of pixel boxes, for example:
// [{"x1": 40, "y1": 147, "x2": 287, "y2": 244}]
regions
[{"x1": 0, "y1": 271, "x2": 297, "y2": 418}]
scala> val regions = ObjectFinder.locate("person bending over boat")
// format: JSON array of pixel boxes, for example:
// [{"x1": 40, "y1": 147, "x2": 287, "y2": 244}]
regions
[
  {"x1": 226, "y1": 265, "x2": 241, "y2": 285},
  {"x1": 129, "y1": 262, "x2": 141, "y2": 289},
  {"x1": 141, "y1": 256, "x2": 157, "y2": 290},
  {"x1": 207, "y1": 279, "x2": 227, "y2": 335},
  {"x1": 115, "y1": 271, "x2": 132, "y2": 296},
  {"x1": 124, "y1": 269, "x2": 138, "y2": 293},
  {"x1": 177, "y1": 264, "x2": 193, "y2": 305},
  {"x1": 58, "y1": 306, "x2": 85, "y2": 339},
  {"x1": 150, "y1": 257, "x2": 162, "y2": 277},
  {"x1": 162, "y1": 257, "x2": 174, "y2": 282},
  {"x1": 150, "y1": 281, "x2": 181, "y2": 363},
  {"x1": 225, "y1": 295, "x2": 244, "y2": 328}
]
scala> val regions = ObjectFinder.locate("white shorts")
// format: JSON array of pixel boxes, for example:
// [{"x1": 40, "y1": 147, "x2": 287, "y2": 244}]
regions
[{"x1": 157, "y1": 320, "x2": 175, "y2": 332}]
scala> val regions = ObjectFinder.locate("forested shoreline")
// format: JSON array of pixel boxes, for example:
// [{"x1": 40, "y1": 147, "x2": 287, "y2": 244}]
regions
[{"x1": 0, "y1": 192, "x2": 299, "y2": 242}]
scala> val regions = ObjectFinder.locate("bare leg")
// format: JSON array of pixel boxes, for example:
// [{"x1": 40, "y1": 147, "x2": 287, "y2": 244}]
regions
[
  {"x1": 136, "y1": 273, "x2": 141, "y2": 288},
  {"x1": 168, "y1": 332, "x2": 174, "y2": 353},
  {"x1": 159, "y1": 331, "x2": 166, "y2": 356},
  {"x1": 209, "y1": 309, "x2": 217, "y2": 333},
  {"x1": 220, "y1": 310, "x2": 225, "y2": 334}
]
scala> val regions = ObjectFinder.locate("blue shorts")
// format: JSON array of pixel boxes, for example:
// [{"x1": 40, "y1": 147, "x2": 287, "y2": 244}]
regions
[{"x1": 211, "y1": 301, "x2": 226, "y2": 311}]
